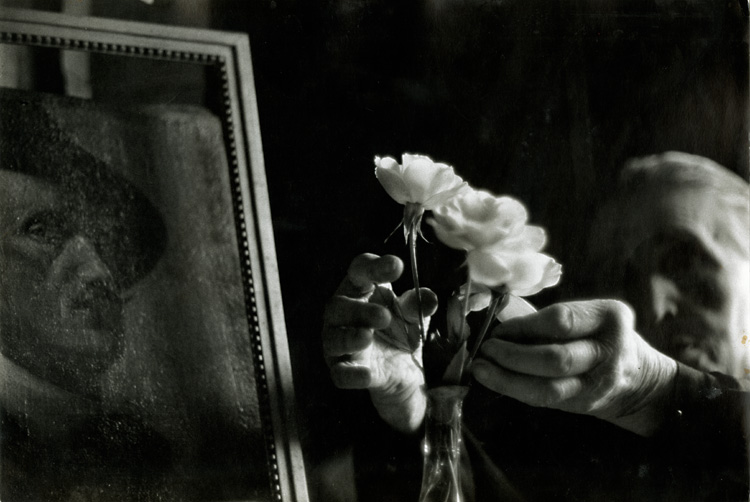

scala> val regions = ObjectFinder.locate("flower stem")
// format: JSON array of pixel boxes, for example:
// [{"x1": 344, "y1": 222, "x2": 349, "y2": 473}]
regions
[
  {"x1": 460, "y1": 277, "x2": 472, "y2": 342},
  {"x1": 463, "y1": 290, "x2": 507, "y2": 379},
  {"x1": 408, "y1": 224, "x2": 427, "y2": 345}
]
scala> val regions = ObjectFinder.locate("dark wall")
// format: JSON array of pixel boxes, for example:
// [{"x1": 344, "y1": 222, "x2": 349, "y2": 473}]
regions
[{"x1": 210, "y1": 1, "x2": 750, "y2": 495}]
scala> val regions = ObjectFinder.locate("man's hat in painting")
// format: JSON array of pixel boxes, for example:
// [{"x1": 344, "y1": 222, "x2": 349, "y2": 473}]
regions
[{"x1": 0, "y1": 87, "x2": 166, "y2": 289}]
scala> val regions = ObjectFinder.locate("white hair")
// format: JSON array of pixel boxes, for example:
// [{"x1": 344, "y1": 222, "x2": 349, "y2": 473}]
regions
[{"x1": 584, "y1": 151, "x2": 749, "y2": 295}]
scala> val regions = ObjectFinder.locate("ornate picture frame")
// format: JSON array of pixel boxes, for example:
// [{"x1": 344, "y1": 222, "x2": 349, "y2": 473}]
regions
[{"x1": 0, "y1": 7, "x2": 308, "y2": 502}]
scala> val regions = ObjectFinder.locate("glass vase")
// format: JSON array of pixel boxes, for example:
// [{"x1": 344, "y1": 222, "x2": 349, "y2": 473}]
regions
[{"x1": 417, "y1": 385, "x2": 469, "y2": 502}]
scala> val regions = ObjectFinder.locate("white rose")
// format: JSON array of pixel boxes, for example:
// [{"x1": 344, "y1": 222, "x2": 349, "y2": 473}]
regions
[
  {"x1": 374, "y1": 154, "x2": 468, "y2": 210},
  {"x1": 496, "y1": 224, "x2": 548, "y2": 253},
  {"x1": 467, "y1": 247, "x2": 562, "y2": 296},
  {"x1": 457, "y1": 282, "x2": 494, "y2": 312},
  {"x1": 428, "y1": 190, "x2": 529, "y2": 250}
]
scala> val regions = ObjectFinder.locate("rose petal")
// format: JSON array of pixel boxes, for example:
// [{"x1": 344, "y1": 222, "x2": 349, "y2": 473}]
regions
[
  {"x1": 467, "y1": 290, "x2": 492, "y2": 312},
  {"x1": 402, "y1": 153, "x2": 431, "y2": 166},
  {"x1": 466, "y1": 249, "x2": 513, "y2": 288},
  {"x1": 376, "y1": 159, "x2": 411, "y2": 204},
  {"x1": 513, "y1": 257, "x2": 562, "y2": 297},
  {"x1": 503, "y1": 252, "x2": 548, "y2": 292},
  {"x1": 401, "y1": 156, "x2": 443, "y2": 202},
  {"x1": 429, "y1": 190, "x2": 530, "y2": 250},
  {"x1": 428, "y1": 215, "x2": 474, "y2": 250},
  {"x1": 455, "y1": 282, "x2": 492, "y2": 312},
  {"x1": 467, "y1": 248, "x2": 562, "y2": 295},
  {"x1": 421, "y1": 163, "x2": 460, "y2": 201},
  {"x1": 374, "y1": 153, "x2": 467, "y2": 208},
  {"x1": 496, "y1": 225, "x2": 547, "y2": 253},
  {"x1": 375, "y1": 155, "x2": 400, "y2": 171},
  {"x1": 422, "y1": 181, "x2": 469, "y2": 210}
]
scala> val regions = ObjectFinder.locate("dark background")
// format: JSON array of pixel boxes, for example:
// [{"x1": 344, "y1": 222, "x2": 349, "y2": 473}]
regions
[
  {"x1": 3, "y1": 0, "x2": 748, "y2": 499},
  {"x1": 216, "y1": 3, "x2": 748, "y2": 497}
]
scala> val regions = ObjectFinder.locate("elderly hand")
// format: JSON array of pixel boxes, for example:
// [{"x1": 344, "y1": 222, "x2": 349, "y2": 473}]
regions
[
  {"x1": 472, "y1": 300, "x2": 678, "y2": 436},
  {"x1": 322, "y1": 254, "x2": 437, "y2": 433}
]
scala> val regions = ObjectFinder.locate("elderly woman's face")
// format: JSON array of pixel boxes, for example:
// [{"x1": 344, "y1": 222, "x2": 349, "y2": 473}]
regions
[
  {"x1": 624, "y1": 187, "x2": 750, "y2": 379},
  {"x1": 0, "y1": 170, "x2": 124, "y2": 396}
]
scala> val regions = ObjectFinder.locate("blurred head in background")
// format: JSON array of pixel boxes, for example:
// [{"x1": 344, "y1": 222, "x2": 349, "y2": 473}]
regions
[{"x1": 587, "y1": 152, "x2": 750, "y2": 379}]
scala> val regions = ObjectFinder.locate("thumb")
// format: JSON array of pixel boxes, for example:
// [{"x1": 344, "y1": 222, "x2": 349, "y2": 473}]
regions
[{"x1": 397, "y1": 288, "x2": 439, "y2": 324}]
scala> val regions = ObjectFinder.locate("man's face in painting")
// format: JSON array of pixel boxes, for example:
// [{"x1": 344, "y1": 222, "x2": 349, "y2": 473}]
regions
[
  {"x1": 0, "y1": 169, "x2": 125, "y2": 397},
  {"x1": 622, "y1": 185, "x2": 750, "y2": 379}
]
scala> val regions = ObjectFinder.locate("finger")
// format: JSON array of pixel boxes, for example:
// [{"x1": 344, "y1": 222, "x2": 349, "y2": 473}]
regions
[
  {"x1": 324, "y1": 296, "x2": 392, "y2": 328},
  {"x1": 397, "y1": 288, "x2": 439, "y2": 323},
  {"x1": 330, "y1": 362, "x2": 372, "y2": 389},
  {"x1": 335, "y1": 254, "x2": 404, "y2": 298},
  {"x1": 472, "y1": 359, "x2": 583, "y2": 408},
  {"x1": 322, "y1": 327, "x2": 374, "y2": 357},
  {"x1": 493, "y1": 300, "x2": 634, "y2": 342},
  {"x1": 479, "y1": 338, "x2": 604, "y2": 378}
]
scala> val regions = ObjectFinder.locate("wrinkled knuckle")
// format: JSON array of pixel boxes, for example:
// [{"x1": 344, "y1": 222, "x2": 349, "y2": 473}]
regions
[
  {"x1": 549, "y1": 303, "x2": 575, "y2": 334},
  {"x1": 604, "y1": 300, "x2": 635, "y2": 331},
  {"x1": 547, "y1": 346, "x2": 574, "y2": 376}
]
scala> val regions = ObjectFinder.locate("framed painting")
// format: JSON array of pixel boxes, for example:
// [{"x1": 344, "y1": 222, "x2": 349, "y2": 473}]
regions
[{"x1": 0, "y1": 7, "x2": 308, "y2": 502}]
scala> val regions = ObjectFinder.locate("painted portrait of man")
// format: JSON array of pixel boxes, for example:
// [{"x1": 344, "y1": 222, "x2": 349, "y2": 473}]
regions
[
  {"x1": 0, "y1": 88, "x2": 272, "y2": 501},
  {"x1": 0, "y1": 89, "x2": 174, "y2": 500}
]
